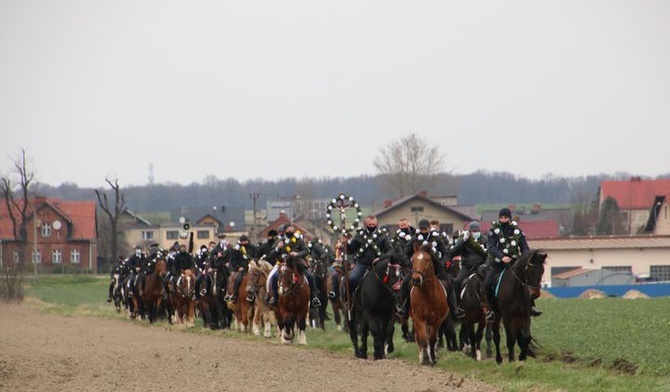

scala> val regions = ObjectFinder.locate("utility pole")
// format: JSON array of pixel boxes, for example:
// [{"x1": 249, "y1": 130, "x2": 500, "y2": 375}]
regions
[{"x1": 250, "y1": 192, "x2": 259, "y2": 238}]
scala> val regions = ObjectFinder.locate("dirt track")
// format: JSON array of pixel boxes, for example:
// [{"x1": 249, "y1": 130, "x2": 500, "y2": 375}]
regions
[{"x1": 0, "y1": 304, "x2": 499, "y2": 392}]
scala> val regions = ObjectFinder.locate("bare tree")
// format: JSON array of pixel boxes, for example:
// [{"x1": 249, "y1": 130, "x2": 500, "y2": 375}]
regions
[
  {"x1": 95, "y1": 179, "x2": 125, "y2": 265},
  {"x1": 1, "y1": 149, "x2": 35, "y2": 268},
  {"x1": 373, "y1": 133, "x2": 447, "y2": 198}
]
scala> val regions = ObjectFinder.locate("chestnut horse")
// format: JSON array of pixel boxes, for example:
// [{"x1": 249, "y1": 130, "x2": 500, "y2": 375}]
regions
[
  {"x1": 170, "y1": 269, "x2": 196, "y2": 327},
  {"x1": 225, "y1": 269, "x2": 254, "y2": 333},
  {"x1": 491, "y1": 250, "x2": 547, "y2": 364},
  {"x1": 246, "y1": 259, "x2": 276, "y2": 337},
  {"x1": 410, "y1": 243, "x2": 448, "y2": 365},
  {"x1": 141, "y1": 258, "x2": 167, "y2": 324},
  {"x1": 275, "y1": 255, "x2": 310, "y2": 345}
]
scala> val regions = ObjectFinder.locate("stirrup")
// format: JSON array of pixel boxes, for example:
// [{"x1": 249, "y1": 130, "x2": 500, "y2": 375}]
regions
[
  {"x1": 106, "y1": 297, "x2": 112, "y2": 303},
  {"x1": 328, "y1": 291, "x2": 336, "y2": 300},
  {"x1": 224, "y1": 294, "x2": 232, "y2": 302},
  {"x1": 246, "y1": 293, "x2": 256, "y2": 303},
  {"x1": 531, "y1": 308, "x2": 543, "y2": 317},
  {"x1": 455, "y1": 307, "x2": 465, "y2": 319},
  {"x1": 311, "y1": 297, "x2": 321, "y2": 307},
  {"x1": 268, "y1": 297, "x2": 277, "y2": 307},
  {"x1": 200, "y1": 289, "x2": 207, "y2": 297},
  {"x1": 395, "y1": 302, "x2": 407, "y2": 316},
  {"x1": 485, "y1": 310, "x2": 495, "y2": 322}
]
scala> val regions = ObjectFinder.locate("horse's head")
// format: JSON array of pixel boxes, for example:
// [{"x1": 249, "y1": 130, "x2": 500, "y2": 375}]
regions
[
  {"x1": 180, "y1": 269, "x2": 195, "y2": 297},
  {"x1": 313, "y1": 258, "x2": 328, "y2": 279},
  {"x1": 277, "y1": 262, "x2": 299, "y2": 296},
  {"x1": 246, "y1": 260, "x2": 266, "y2": 296},
  {"x1": 410, "y1": 245, "x2": 435, "y2": 286},
  {"x1": 512, "y1": 250, "x2": 547, "y2": 299},
  {"x1": 155, "y1": 258, "x2": 167, "y2": 278}
]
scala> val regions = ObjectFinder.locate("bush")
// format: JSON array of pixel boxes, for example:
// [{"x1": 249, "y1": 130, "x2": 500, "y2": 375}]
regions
[{"x1": 0, "y1": 267, "x2": 24, "y2": 303}]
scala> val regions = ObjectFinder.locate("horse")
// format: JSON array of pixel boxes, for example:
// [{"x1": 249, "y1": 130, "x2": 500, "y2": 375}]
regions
[
  {"x1": 274, "y1": 255, "x2": 310, "y2": 345},
  {"x1": 347, "y1": 257, "x2": 403, "y2": 360},
  {"x1": 327, "y1": 262, "x2": 348, "y2": 332},
  {"x1": 309, "y1": 257, "x2": 329, "y2": 330},
  {"x1": 141, "y1": 258, "x2": 168, "y2": 324},
  {"x1": 409, "y1": 243, "x2": 449, "y2": 365},
  {"x1": 170, "y1": 269, "x2": 197, "y2": 327},
  {"x1": 491, "y1": 249, "x2": 547, "y2": 364},
  {"x1": 246, "y1": 259, "x2": 276, "y2": 337},
  {"x1": 457, "y1": 265, "x2": 490, "y2": 361},
  {"x1": 225, "y1": 269, "x2": 254, "y2": 333},
  {"x1": 197, "y1": 267, "x2": 228, "y2": 330},
  {"x1": 437, "y1": 259, "x2": 459, "y2": 352},
  {"x1": 122, "y1": 272, "x2": 142, "y2": 320},
  {"x1": 110, "y1": 271, "x2": 124, "y2": 314}
]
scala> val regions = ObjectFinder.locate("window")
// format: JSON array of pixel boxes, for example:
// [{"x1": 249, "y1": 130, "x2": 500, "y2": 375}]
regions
[
  {"x1": 410, "y1": 206, "x2": 424, "y2": 212},
  {"x1": 197, "y1": 230, "x2": 210, "y2": 240},
  {"x1": 32, "y1": 251, "x2": 41, "y2": 264},
  {"x1": 440, "y1": 224, "x2": 454, "y2": 236},
  {"x1": 141, "y1": 231, "x2": 154, "y2": 240},
  {"x1": 650, "y1": 265, "x2": 670, "y2": 282},
  {"x1": 602, "y1": 266, "x2": 632, "y2": 273},
  {"x1": 70, "y1": 249, "x2": 81, "y2": 264},
  {"x1": 41, "y1": 222, "x2": 52, "y2": 237},
  {"x1": 52, "y1": 249, "x2": 62, "y2": 264},
  {"x1": 166, "y1": 231, "x2": 179, "y2": 240},
  {"x1": 13, "y1": 251, "x2": 19, "y2": 264}
]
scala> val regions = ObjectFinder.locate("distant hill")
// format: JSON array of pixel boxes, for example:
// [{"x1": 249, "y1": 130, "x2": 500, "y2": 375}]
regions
[{"x1": 31, "y1": 171, "x2": 669, "y2": 213}]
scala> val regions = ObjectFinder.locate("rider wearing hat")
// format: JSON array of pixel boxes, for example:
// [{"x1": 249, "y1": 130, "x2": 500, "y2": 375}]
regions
[{"x1": 451, "y1": 220, "x2": 488, "y2": 316}]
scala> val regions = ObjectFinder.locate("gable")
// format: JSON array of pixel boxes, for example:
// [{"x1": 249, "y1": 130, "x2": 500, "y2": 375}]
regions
[{"x1": 600, "y1": 178, "x2": 670, "y2": 210}]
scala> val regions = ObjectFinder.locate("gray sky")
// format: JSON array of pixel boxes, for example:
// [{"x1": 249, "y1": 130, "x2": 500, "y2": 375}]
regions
[{"x1": 2, "y1": 1, "x2": 669, "y2": 188}]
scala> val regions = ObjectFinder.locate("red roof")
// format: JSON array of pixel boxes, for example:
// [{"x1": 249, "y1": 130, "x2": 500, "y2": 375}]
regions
[
  {"x1": 600, "y1": 178, "x2": 670, "y2": 210},
  {"x1": 0, "y1": 198, "x2": 96, "y2": 240},
  {"x1": 480, "y1": 220, "x2": 560, "y2": 239}
]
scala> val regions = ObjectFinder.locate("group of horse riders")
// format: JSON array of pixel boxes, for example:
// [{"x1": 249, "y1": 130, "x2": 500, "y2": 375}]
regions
[
  {"x1": 107, "y1": 224, "x2": 333, "y2": 311},
  {"x1": 340, "y1": 207, "x2": 541, "y2": 324},
  {"x1": 108, "y1": 206, "x2": 541, "y2": 323}
]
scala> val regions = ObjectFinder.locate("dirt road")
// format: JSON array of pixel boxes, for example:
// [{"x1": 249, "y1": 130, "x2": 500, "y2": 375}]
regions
[{"x1": 0, "y1": 304, "x2": 498, "y2": 392}]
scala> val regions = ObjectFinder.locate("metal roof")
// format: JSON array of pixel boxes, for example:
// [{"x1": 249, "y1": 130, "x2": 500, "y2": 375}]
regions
[{"x1": 528, "y1": 235, "x2": 670, "y2": 250}]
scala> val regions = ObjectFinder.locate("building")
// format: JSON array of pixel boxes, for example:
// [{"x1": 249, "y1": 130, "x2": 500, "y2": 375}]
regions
[
  {"x1": 528, "y1": 235, "x2": 670, "y2": 286},
  {"x1": 0, "y1": 197, "x2": 98, "y2": 273},
  {"x1": 374, "y1": 192, "x2": 475, "y2": 236},
  {"x1": 599, "y1": 177, "x2": 670, "y2": 235}
]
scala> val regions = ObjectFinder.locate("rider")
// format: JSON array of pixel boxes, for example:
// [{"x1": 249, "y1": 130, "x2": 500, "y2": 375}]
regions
[
  {"x1": 257, "y1": 229, "x2": 278, "y2": 261},
  {"x1": 345, "y1": 215, "x2": 394, "y2": 302},
  {"x1": 391, "y1": 218, "x2": 415, "y2": 266},
  {"x1": 483, "y1": 207, "x2": 540, "y2": 322},
  {"x1": 107, "y1": 256, "x2": 126, "y2": 302},
  {"x1": 168, "y1": 243, "x2": 196, "y2": 292},
  {"x1": 451, "y1": 221, "x2": 488, "y2": 316},
  {"x1": 396, "y1": 219, "x2": 464, "y2": 320},
  {"x1": 225, "y1": 235, "x2": 257, "y2": 303},
  {"x1": 126, "y1": 245, "x2": 146, "y2": 298},
  {"x1": 267, "y1": 225, "x2": 322, "y2": 308}
]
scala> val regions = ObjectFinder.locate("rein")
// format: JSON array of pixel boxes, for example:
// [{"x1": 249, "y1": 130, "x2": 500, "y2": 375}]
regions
[
  {"x1": 508, "y1": 256, "x2": 543, "y2": 291},
  {"x1": 371, "y1": 261, "x2": 401, "y2": 295}
]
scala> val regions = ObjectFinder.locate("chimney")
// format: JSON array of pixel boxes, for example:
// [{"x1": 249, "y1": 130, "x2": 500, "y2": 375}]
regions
[
  {"x1": 383, "y1": 200, "x2": 393, "y2": 208},
  {"x1": 419, "y1": 191, "x2": 428, "y2": 197}
]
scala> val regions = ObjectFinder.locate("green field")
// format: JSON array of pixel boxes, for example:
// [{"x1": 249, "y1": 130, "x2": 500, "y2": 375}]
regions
[{"x1": 22, "y1": 275, "x2": 670, "y2": 392}]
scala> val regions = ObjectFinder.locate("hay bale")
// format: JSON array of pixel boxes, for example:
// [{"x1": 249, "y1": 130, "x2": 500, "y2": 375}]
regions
[
  {"x1": 579, "y1": 289, "x2": 607, "y2": 299},
  {"x1": 622, "y1": 290, "x2": 649, "y2": 299}
]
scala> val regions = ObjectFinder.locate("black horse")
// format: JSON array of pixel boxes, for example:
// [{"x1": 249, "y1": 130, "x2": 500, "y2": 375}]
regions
[
  {"x1": 491, "y1": 250, "x2": 547, "y2": 363},
  {"x1": 347, "y1": 258, "x2": 402, "y2": 360},
  {"x1": 458, "y1": 265, "x2": 491, "y2": 360},
  {"x1": 309, "y1": 257, "x2": 329, "y2": 330}
]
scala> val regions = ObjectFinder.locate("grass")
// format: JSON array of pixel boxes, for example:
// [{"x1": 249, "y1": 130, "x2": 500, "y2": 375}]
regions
[{"x1": 22, "y1": 275, "x2": 670, "y2": 392}]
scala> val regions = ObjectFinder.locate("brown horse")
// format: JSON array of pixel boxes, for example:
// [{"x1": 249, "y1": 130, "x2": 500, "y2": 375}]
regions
[
  {"x1": 225, "y1": 269, "x2": 254, "y2": 333},
  {"x1": 170, "y1": 269, "x2": 196, "y2": 327},
  {"x1": 410, "y1": 243, "x2": 449, "y2": 365},
  {"x1": 141, "y1": 258, "x2": 167, "y2": 324},
  {"x1": 327, "y1": 264, "x2": 347, "y2": 332},
  {"x1": 275, "y1": 256, "x2": 310, "y2": 345},
  {"x1": 491, "y1": 250, "x2": 547, "y2": 363},
  {"x1": 246, "y1": 259, "x2": 276, "y2": 337}
]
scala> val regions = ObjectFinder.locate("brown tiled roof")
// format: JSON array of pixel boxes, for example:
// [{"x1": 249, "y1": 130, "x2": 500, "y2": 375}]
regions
[
  {"x1": 528, "y1": 235, "x2": 670, "y2": 250},
  {"x1": 0, "y1": 198, "x2": 96, "y2": 240},
  {"x1": 600, "y1": 178, "x2": 670, "y2": 210}
]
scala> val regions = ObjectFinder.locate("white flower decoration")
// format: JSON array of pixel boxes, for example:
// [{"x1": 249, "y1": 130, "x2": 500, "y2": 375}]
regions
[
  {"x1": 503, "y1": 248, "x2": 509, "y2": 254},
  {"x1": 499, "y1": 238, "x2": 506, "y2": 243},
  {"x1": 494, "y1": 228, "x2": 500, "y2": 234},
  {"x1": 511, "y1": 240, "x2": 517, "y2": 247}
]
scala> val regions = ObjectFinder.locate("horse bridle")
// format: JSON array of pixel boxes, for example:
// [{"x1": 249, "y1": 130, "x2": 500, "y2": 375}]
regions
[
  {"x1": 278, "y1": 264, "x2": 305, "y2": 296},
  {"x1": 509, "y1": 255, "x2": 543, "y2": 291},
  {"x1": 372, "y1": 261, "x2": 402, "y2": 295}
]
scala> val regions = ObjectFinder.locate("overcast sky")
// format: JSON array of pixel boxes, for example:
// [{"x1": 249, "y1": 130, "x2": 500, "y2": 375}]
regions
[{"x1": 2, "y1": 1, "x2": 669, "y2": 188}]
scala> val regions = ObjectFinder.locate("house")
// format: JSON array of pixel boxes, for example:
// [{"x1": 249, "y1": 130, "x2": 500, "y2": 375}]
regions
[
  {"x1": 644, "y1": 195, "x2": 670, "y2": 235},
  {"x1": 374, "y1": 192, "x2": 475, "y2": 236},
  {"x1": 0, "y1": 197, "x2": 98, "y2": 273},
  {"x1": 528, "y1": 235, "x2": 670, "y2": 286},
  {"x1": 480, "y1": 203, "x2": 569, "y2": 238},
  {"x1": 599, "y1": 177, "x2": 670, "y2": 234}
]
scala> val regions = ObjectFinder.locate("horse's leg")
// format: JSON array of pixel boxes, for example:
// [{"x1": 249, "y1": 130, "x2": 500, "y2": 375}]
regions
[
  {"x1": 474, "y1": 321, "x2": 485, "y2": 361},
  {"x1": 519, "y1": 319, "x2": 533, "y2": 361},
  {"x1": 348, "y1": 315, "x2": 362, "y2": 358},
  {"x1": 369, "y1": 317, "x2": 386, "y2": 360},
  {"x1": 297, "y1": 309, "x2": 308, "y2": 345},
  {"x1": 492, "y1": 318, "x2": 503, "y2": 364},
  {"x1": 413, "y1": 320, "x2": 429, "y2": 365},
  {"x1": 504, "y1": 322, "x2": 516, "y2": 362},
  {"x1": 360, "y1": 321, "x2": 369, "y2": 360},
  {"x1": 385, "y1": 319, "x2": 395, "y2": 354}
]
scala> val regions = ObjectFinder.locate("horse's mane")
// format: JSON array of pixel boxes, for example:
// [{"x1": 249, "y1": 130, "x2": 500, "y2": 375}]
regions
[
  {"x1": 285, "y1": 255, "x2": 307, "y2": 275},
  {"x1": 256, "y1": 259, "x2": 273, "y2": 275}
]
